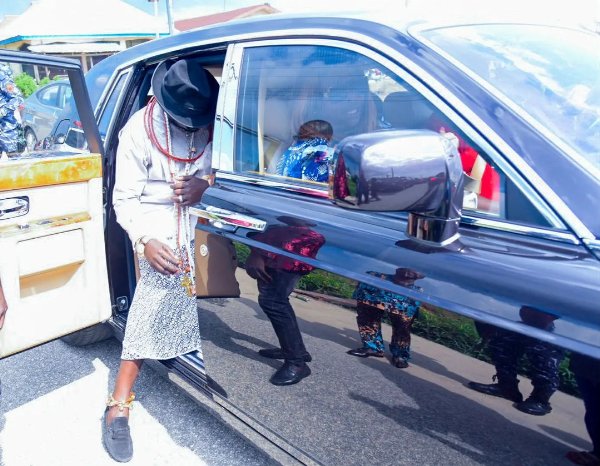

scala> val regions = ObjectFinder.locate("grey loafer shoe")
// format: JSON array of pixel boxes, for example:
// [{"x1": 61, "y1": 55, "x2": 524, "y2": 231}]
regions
[{"x1": 102, "y1": 409, "x2": 133, "y2": 463}]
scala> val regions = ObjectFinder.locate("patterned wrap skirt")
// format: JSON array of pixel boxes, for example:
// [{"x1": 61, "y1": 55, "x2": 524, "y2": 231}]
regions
[{"x1": 121, "y1": 245, "x2": 201, "y2": 361}]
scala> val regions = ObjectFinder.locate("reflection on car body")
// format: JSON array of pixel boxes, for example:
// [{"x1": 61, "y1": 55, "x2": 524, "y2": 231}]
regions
[{"x1": 1, "y1": 12, "x2": 599, "y2": 466}]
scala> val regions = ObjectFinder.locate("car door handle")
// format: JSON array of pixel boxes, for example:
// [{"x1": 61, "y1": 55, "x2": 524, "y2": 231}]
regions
[
  {"x1": 0, "y1": 196, "x2": 29, "y2": 220},
  {"x1": 190, "y1": 204, "x2": 266, "y2": 232}
]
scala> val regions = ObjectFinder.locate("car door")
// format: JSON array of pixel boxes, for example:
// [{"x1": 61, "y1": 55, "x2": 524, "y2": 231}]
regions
[
  {"x1": 191, "y1": 39, "x2": 600, "y2": 465},
  {"x1": 0, "y1": 51, "x2": 110, "y2": 359}
]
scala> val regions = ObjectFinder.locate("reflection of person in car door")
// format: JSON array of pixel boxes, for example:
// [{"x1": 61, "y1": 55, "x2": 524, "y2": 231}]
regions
[
  {"x1": 104, "y1": 58, "x2": 218, "y2": 462},
  {"x1": 245, "y1": 216, "x2": 325, "y2": 386},
  {"x1": 0, "y1": 63, "x2": 24, "y2": 156},
  {"x1": 347, "y1": 268, "x2": 424, "y2": 368}
]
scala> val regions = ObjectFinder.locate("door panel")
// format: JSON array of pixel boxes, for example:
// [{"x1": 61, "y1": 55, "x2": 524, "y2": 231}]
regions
[
  {"x1": 200, "y1": 182, "x2": 600, "y2": 358},
  {"x1": 0, "y1": 154, "x2": 111, "y2": 357},
  {"x1": 196, "y1": 235, "x2": 590, "y2": 465},
  {"x1": 0, "y1": 54, "x2": 109, "y2": 358}
]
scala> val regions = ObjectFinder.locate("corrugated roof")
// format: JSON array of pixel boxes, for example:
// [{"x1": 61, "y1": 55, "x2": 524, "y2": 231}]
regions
[
  {"x1": 28, "y1": 42, "x2": 126, "y2": 54},
  {"x1": 0, "y1": 0, "x2": 168, "y2": 45},
  {"x1": 175, "y1": 3, "x2": 279, "y2": 31}
]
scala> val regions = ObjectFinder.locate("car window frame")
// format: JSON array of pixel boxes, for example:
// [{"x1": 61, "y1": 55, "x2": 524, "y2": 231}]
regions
[
  {"x1": 93, "y1": 69, "x2": 132, "y2": 151},
  {"x1": 214, "y1": 38, "x2": 571, "y2": 241}
]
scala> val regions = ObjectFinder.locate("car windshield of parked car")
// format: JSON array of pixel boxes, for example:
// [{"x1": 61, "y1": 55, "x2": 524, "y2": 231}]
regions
[{"x1": 421, "y1": 24, "x2": 600, "y2": 180}]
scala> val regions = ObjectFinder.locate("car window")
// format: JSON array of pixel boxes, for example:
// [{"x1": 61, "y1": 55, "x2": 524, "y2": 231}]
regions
[
  {"x1": 231, "y1": 44, "x2": 550, "y2": 227},
  {"x1": 234, "y1": 45, "x2": 382, "y2": 187},
  {"x1": 60, "y1": 84, "x2": 72, "y2": 109},
  {"x1": 0, "y1": 60, "x2": 93, "y2": 158},
  {"x1": 38, "y1": 84, "x2": 59, "y2": 107}
]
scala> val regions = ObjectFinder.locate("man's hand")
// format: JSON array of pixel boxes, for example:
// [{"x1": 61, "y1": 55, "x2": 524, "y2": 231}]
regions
[
  {"x1": 0, "y1": 287, "x2": 8, "y2": 329},
  {"x1": 144, "y1": 239, "x2": 180, "y2": 275},
  {"x1": 171, "y1": 175, "x2": 209, "y2": 206},
  {"x1": 245, "y1": 251, "x2": 272, "y2": 283}
]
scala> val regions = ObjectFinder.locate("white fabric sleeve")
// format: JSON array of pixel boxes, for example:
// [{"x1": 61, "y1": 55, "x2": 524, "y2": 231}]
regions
[{"x1": 112, "y1": 112, "x2": 149, "y2": 245}]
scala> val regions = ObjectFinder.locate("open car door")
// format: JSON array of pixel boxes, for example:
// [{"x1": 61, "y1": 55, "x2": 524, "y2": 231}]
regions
[{"x1": 0, "y1": 51, "x2": 110, "y2": 358}]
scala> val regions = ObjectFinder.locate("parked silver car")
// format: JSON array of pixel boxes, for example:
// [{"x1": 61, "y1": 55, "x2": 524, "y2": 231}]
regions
[{"x1": 21, "y1": 79, "x2": 71, "y2": 150}]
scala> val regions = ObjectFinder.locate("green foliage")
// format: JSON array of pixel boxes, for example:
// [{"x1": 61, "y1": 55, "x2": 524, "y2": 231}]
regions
[
  {"x1": 411, "y1": 307, "x2": 489, "y2": 360},
  {"x1": 297, "y1": 270, "x2": 356, "y2": 298},
  {"x1": 14, "y1": 72, "x2": 37, "y2": 97},
  {"x1": 12, "y1": 73, "x2": 64, "y2": 98},
  {"x1": 234, "y1": 242, "x2": 251, "y2": 266}
]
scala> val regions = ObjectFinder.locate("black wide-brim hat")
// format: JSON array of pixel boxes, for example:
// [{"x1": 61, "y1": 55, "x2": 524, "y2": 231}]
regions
[{"x1": 152, "y1": 58, "x2": 219, "y2": 129}]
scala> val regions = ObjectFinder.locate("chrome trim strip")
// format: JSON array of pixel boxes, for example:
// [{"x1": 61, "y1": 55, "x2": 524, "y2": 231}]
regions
[
  {"x1": 406, "y1": 23, "x2": 594, "y2": 240},
  {"x1": 212, "y1": 44, "x2": 242, "y2": 173},
  {"x1": 216, "y1": 171, "x2": 328, "y2": 198},
  {"x1": 189, "y1": 204, "x2": 267, "y2": 231},
  {"x1": 0, "y1": 212, "x2": 91, "y2": 239},
  {"x1": 95, "y1": 69, "x2": 132, "y2": 148},
  {"x1": 583, "y1": 239, "x2": 600, "y2": 259},
  {"x1": 211, "y1": 44, "x2": 237, "y2": 171},
  {"x1": 461, "y1": 216, "x2": 580, "y2": 244}
]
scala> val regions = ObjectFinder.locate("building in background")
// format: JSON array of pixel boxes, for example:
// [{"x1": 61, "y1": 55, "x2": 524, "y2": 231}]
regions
[
  {"x1": 175, "y1": 3, "x2": 279, "y2": 31},
  {"x1": 0, "y1": 0, "x2": 168, "y2": 73}
]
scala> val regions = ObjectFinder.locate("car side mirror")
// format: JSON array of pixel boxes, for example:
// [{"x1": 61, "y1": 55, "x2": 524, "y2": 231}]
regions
[
  {"x1": 55, "y1": 134, "x2": 66, "y2": 145},
  {"x1": 329, "y1": 129, "x2": 464, "y2": 245}
]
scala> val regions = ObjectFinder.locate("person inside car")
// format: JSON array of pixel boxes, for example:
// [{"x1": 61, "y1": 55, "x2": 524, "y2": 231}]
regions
[
  {"x1": 103, "y1": 58, "x2": 218, "y2": 462},
  {"x1": 274, "y1": 119, "x2": 334, "y2": 182}
]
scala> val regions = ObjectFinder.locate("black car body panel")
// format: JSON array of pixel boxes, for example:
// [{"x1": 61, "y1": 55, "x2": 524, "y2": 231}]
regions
[{"x1": 31, "y1": 13, "x2": 600, "y2": 465}]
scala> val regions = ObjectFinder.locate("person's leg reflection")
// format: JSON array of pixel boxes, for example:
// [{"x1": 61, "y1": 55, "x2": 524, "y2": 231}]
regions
[
  {"x1": 389, "y1": 312, "x2": 415, "y2": 368},
  {"x1": 515, "y1": 337, "x2": 564, "y2": 416},
  {"x1": 467, "y1": 328, "x2": 524, "y2": 403},
  {"x1": 347, "y1": 303, "x2": 385, "y2": 358},
  {"x1": 257, "y1": 269, "x2": 311, "y2": 385}
]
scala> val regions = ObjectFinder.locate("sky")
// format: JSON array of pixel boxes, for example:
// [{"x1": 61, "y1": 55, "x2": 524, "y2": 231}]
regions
[{"x1": 0, "y1": 0, "x2": 599, "y2": 28}]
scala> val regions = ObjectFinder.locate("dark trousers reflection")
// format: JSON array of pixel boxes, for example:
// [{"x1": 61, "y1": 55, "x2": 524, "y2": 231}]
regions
[
  {"x1": 257, "y1": 268, "x2": 311, "y2": 365},
  {"x1": 468, "y1": 323, "x2": 565, "y2": 416},
  {"x1": 566, "y1": 353, "x2": 600, "y2": 465},
  {"x1": 489, "y1": 329, "x2": 564, "y2": 396}
]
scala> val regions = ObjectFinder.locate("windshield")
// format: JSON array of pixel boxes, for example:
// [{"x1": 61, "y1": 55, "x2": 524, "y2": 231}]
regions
[{"x1": 421, "y1": 25, "x2": 600, "y2": 179}]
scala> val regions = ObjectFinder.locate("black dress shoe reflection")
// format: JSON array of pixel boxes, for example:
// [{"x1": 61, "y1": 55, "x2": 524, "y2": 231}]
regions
[
  {"x1": 467, "y1": 381, "x2": 523, "y2": 403},
  {"x1": 346, "y1": 347, "x2": 385, "y2": 358},
  {"x1": 392, "y1": 356, "x2": 409, "y2": 368},
  {"x1": 269, "y1": 361, "x2": 311, "y2": 386},
  {"x1": 258, "y1": 348, "x2": 312, "y2": 362}
]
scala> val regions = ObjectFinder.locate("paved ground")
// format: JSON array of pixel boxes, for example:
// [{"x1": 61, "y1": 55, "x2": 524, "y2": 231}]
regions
[{"x1": 0, "y1": 337, "x2": 276, "y2": 466}]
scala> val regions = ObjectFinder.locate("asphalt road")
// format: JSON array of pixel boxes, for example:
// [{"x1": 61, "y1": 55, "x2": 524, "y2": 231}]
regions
[{"x1": 0, "y1": 337, "x2": 276, "y2": 466}]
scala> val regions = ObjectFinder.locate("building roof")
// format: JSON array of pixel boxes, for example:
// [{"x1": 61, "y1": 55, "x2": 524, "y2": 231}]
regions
[
  {"x1": 0, "y1": 0, "x2": 168, "y2": 46},
  {"x1": 175, "y1": 3, "x2": 279, "y2": 31},
  {"x1": 28, "y1": 42, "x2": 126, "y2": 54}
]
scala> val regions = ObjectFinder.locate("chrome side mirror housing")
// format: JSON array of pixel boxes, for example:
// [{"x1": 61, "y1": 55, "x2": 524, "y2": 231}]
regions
[{"x1": 330, "y1": 129, "x2": 464, "y2": 245}]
